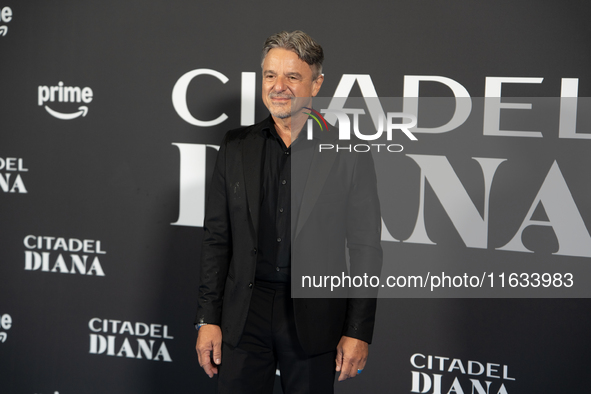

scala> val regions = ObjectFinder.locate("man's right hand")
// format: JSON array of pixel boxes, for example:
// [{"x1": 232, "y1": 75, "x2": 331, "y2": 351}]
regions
[{"x1": 195, "y1": 324, "x2": 223, "y2": 378}]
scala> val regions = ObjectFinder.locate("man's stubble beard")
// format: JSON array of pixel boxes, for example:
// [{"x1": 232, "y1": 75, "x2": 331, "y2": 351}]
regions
[
  {"x1": 271, "y1": 110, "x2": 292, "y2": 119},
  {"x1": 267, "y1": 94, "x2": 311, "y2": 120},
  {"x1": 268, "y1": 92, "x2": 296, "y2": 119}
]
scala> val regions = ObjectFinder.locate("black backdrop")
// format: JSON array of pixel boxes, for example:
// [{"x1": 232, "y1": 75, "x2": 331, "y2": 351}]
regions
[{"x1": 2, "y1": 1, "x2": 591, "y2": 393}]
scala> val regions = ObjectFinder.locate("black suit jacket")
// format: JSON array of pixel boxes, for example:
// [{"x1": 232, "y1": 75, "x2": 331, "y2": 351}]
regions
[{"x1": 196, "y1": 116, "x2": 383, "y2": 355}]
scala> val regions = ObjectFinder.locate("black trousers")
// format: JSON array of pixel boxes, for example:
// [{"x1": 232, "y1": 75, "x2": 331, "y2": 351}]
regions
[{"x1": 217, "y1": 282, "x2": 337, "y2": 394}]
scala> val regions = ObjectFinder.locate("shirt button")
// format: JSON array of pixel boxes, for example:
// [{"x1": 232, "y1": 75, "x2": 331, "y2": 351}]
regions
[
  {"x1": 279, "y1": 208, "x2": 284, "y2": 213},
  {"x1": 284, "y1": 151, "x2": 290, "y2": 155},
  {"x1": 276, "y1": 267, "x2": 280, "y2": 272},
  {"x1": 277, "y1": 237, "x2": 282, "y2": 242},
  {"x1": 248, "y1": 282, "x2": 253, "y2": 289},
  {"x1": 281, "y1": 179, "x2": 287, "y2": 185}
]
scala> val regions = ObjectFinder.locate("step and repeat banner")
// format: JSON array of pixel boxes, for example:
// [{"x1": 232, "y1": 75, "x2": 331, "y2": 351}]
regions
[{"x1": 2, "y1": 1, "x2": 591, "y2": 393}]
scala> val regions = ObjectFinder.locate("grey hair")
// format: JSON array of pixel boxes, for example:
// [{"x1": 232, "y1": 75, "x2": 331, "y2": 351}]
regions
[{"x1": 261, "y1": 30, "x2": 324, "y2": 80}]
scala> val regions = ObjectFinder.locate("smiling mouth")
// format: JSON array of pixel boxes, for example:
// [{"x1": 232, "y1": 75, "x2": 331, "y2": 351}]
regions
[{"x1": 270, "y1": 98, "x2": 292, "y2": 106}]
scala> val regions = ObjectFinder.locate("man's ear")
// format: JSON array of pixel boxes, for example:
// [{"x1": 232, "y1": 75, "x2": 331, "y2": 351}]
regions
[{"x1": 312, "y1": 74, "x2": 324, "y2": 97}]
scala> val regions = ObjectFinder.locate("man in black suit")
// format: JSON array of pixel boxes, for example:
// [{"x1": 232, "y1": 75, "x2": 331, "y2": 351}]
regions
[{"x1": 195, "y1": 30, "x2": 382, "y2": 393}]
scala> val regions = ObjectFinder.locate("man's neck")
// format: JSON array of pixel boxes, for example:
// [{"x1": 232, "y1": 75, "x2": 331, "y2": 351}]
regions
[{"x1": 272, "y1": 114, "x2": 306, "y2": 148}]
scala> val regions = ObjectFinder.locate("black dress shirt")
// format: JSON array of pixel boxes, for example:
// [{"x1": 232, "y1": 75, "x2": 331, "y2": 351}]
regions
[{"x1": 255, "y1": 117, "x2": 314, "y2": 283}]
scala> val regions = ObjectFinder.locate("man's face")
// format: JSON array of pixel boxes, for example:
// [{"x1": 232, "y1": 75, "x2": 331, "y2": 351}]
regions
[{"x1": 262, "y1": 48, "x2": 323, "y2": 119}]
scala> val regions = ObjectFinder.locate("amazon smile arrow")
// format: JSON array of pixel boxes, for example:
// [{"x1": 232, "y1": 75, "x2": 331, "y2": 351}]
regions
[{"x1": 44, "y1": 105, "x2": 89, "y2": 120}]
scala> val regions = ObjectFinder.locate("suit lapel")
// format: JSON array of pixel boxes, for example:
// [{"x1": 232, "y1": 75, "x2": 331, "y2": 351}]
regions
[
  {"x1": 294, "y1": 131, "x2": 338, "y2": 240},
  {"x1": 242, "y1": 127, "x2": 265, "y2": 237}
]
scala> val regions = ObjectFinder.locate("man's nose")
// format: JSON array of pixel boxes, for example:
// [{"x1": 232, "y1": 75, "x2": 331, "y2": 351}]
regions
[{"x1": 274, "y1": 76, "x2": 286, "y2": 92}]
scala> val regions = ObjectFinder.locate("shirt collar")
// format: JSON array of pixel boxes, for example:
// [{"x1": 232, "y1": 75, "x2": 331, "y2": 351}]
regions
[{"x1": 260, "y1": 114, "x2": 321, "y2": 143}]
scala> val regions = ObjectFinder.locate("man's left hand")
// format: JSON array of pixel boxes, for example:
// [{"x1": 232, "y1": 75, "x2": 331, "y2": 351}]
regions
[{"x1": 335, "y1": 335, "x2": 368, "y2": 381}]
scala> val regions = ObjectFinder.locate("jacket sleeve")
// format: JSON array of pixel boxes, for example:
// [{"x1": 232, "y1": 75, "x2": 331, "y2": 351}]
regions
[
  {"x1": 342, "y1": 149, "x2": 383, "y2": 343},
  {"x1": 195, "y1": 135, "x2": 232, "y2": 326}
]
